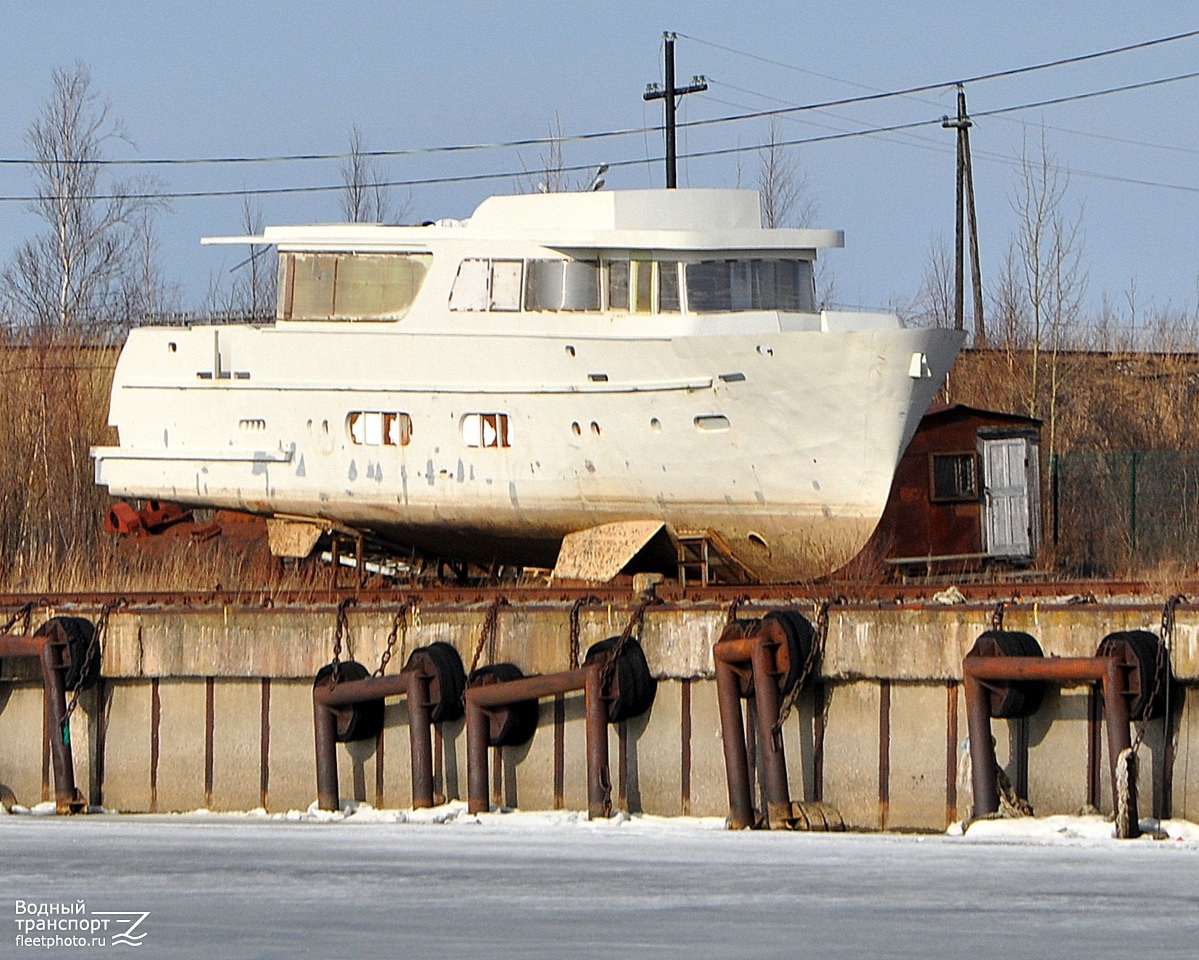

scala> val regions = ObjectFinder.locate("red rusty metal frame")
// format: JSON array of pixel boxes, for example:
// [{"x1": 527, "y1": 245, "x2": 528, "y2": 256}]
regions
[
  {"x1": 464, "y1": 664, "x2": 612, "y2": 820},
  {"x1": 963, "y1": 654, "x2": 1138, "y2": 835},
  {"x1": 0, "y1": 579, "x2": 1196, "y2": 612},
  {"x1": 0, "y1": 632, "x2": 87, "y2": 814},
  {"x1": 313, "y1": 667, "x2": 438, "y2": 813},
  {"x1": 713, "y1": 620, "x2": 792, "y2": 830}
]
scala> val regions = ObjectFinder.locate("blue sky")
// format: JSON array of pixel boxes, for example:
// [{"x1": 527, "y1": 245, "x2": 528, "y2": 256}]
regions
[{"x1": 3, "y1": 1, "x2": 1199, "y2": 324}]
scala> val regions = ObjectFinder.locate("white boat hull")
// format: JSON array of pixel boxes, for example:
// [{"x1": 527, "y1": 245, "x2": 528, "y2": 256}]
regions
[{"x1": 94, "y1": 320, "x2": 962, "y2": 581}]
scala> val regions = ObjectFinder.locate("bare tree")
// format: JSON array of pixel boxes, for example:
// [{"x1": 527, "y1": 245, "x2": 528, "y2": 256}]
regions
[
  {"x1": 238, "y1": 198, "x2": 275, "y2": 318},
  {"x1": 340, "y1": 124, "x2": 407, "y2": 223},
  {"x1": 913, "y1": 236, "x2": 955, "y2": 329},
  {"x1": 208, "y1": 198, "x2": 276, "y2": 320},
  {"x1": 757, "y1": 118, "x2": 814, "y2": 228},
  {"x1": 516, "y1": 115, "x2": 605, "y2": 195},
  {"x1": 1, "y1": 62, "x2": 165, "y2": 330},
  {"x1": 989, "y1": 243, "x2": 1030, "y2": 354},
  {"x1": 121, "y1": 207, "x2": 181, "y2": 328},
  {"x1": 1013, "y1": 129, "x2": 1086, "y2": 422}
]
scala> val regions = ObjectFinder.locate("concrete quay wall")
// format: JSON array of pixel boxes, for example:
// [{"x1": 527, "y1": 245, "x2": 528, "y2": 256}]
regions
[{"x1": 1, "y1": 598, "x2": 1196, "y2": 829}]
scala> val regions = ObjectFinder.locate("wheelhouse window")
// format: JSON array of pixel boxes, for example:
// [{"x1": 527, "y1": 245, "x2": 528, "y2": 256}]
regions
[
  {"x1": 685, "y1": 259, "x2": 815, "y2": 313},
  {"x1": 525, "y1": 259, "x2": 600, "y2": 311},
  {"x1": 930, "y1": 453, "x2": 978, "y2": 502},
  {"x1": 607, "y1": 260, "x2": 681, "y2": 314},
  {"x1": 449, "y1": 259, "x2": 523, "y2": 311},
  {"x1": 347, "y1": 412, "x2": 412, "y2": 447},
  {"x1": 278, "y1": 252, "x2": 430, "y2": 321},
  {"x1": 461, "y1": 413, "x2": 510, "y2": 449}
]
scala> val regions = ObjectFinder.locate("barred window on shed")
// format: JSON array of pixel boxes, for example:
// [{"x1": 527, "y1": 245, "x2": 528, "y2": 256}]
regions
[{"x1": 931, "y1": 453, "x2": 978, "y2": 501}]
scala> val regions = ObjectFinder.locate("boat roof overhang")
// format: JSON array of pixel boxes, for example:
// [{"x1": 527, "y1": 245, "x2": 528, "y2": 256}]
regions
[
  {"x1": 202, "y1": 225, "x2": 842, "y2": 256},
  {"x1": 200, "y1": 188, "x2": 845, "y2": 255}
]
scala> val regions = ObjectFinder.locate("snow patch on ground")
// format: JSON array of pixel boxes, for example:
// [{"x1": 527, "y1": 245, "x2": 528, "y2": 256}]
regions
[
  {"x1": 5, "y1": 793, "x2": 1196, "y2": 846},
  {"x1": 956, "y1": 813, "x2": 1199, "y2": 843}
]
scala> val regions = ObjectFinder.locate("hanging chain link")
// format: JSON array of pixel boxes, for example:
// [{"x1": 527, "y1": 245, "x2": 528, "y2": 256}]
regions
[
  {"x1": 0, "y1": 601, "x2": 33, "y2": 636},
  {"x1": 61, "y1": 600, "x2": 122, "y2": 736},
  {"x1": 568, "y1": 595, "x2": 602, "y2": 670},
  {"x1": 374, "y1": 599, "x2": 416, "y2": 677},
  {"x1": 328, "y1": 597, "x2": 356, "y2": 686},
  {"x1": 726, "y1": 595, "x2": 750, "y2": 625},
  {"x1": 468, "y1": 597, "x2": 508, "y2": 675},
  {"x1": 599, "y1": 596, "x2": 660, "y2": 692},
  {"x1": 773, "y1": 598, "x2": 835, "y2": 740},
  {"x1": 1129, "y1": 594, "x2": 1183, "y2": 755},
  {"x1": 991, "y1": 601, "x2": 1006, "y2": 631}
]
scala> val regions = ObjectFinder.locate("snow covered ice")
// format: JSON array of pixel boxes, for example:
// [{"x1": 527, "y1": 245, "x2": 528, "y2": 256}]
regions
[{"x1": 3, "y1": 803, "x2": 1197, "y2": 959}]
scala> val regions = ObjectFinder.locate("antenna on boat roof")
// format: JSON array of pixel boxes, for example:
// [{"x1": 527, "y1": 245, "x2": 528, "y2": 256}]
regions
[{"x1": 643, "y1": 32, "x2": 707, "y2": 189}]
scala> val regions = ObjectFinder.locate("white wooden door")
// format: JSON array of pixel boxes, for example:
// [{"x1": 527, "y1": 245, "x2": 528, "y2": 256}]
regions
[{"x1": 982, "y1": 438, "x2": 1032, "y2": 557}]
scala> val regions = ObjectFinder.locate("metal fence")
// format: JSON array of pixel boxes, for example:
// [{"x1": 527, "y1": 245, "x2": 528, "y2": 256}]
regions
[{"x1": 1053, "y1": 451, "x2": 1199, "y2": 574}]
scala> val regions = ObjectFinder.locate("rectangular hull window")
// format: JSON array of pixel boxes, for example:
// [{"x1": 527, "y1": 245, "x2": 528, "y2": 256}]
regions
[
  {"x1": 462, "y1": 413, "x2": 511, "y2": 448},
  {"x1": 347, "y1": 412, "x2": 413, "y2": 446}
]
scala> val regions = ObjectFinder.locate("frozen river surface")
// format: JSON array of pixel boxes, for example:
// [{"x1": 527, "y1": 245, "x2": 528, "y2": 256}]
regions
[{"x1": 3, "y1": 807, "x2": 1198, "y2": 959}]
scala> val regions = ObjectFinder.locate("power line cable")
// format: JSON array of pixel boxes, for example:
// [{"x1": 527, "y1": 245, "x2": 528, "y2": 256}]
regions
[
  {"x1": 2, "y1": 28, "x2": 1196, "y2": 169},
  {"x1": 1, "y1": 71, "x2": 1196, "y2": 202},
  {"x1": 677, "y1": 28, "x2": 1199, "y2": 92}
]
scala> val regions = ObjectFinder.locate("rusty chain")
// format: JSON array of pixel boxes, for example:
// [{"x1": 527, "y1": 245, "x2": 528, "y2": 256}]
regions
[
  {"x1": 568, "y1": 595, "x2": 602, "y2": 670},
  {"x1": 772, "y1": 598, "x2": 836, "y2": 741},
  {"x1": 328, "y1": 597, "x2": 356, "y2": 686},
  {"x1": 0, "y1": 601, "x2": 33, "y2": 636},
  {"x1": 61, "y1": 599, "x2": 123, "y2": 740},
  {"x1": 1129, "y1": 594, "x2": 1183, "y2": 755},
  {"x1": 374, "y1": 599, "x2": 417, "y2": 677},
  {"x1": 0, "y1": 599, "x2": 32, "y2": 637},
  {"x1": 468, "y1": 597, "x2": 508, "y2": 675},
  {"x1": 725, "y1": 595, "x2": 750, "y2": 624},
  {"x1": 990, "y1": 601, "x2": 1006, "y2": 631},
  {"x1": 599, "y1": 596, "x2": 661, "y2": 693}
]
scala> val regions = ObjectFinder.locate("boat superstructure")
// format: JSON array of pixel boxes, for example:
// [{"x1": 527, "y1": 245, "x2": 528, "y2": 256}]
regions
[{"x1": 92, "y1": 188, "x2": 963, "y2": 582}]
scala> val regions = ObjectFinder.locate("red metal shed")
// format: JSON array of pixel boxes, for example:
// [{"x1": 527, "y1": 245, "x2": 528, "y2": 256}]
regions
[{"x1": 871, "y1": 404, "x2": 1042, "y2": 572}]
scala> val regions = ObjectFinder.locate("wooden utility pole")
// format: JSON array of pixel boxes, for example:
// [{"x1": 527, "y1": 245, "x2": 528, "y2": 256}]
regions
[
  {"x1": 644, "y1": 32, "x2": 707, "y2": 188},
  {"x1": 942, "y1": 86, "x2": 986, "y2": 345}
]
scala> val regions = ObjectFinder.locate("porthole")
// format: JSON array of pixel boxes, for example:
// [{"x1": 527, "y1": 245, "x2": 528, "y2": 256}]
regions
[
  {"x1": 572, "y1": 422, "x2": 581, "y2": 436},
  {"x1": 590, "y1": 421, "x2": 601, "y2": 436},
  {"x1": 694, "y1": 415, "x2": 731, "y2": 432},
  {"x1": 650, "y1": 418, "x2": 662, "y2": 432}
]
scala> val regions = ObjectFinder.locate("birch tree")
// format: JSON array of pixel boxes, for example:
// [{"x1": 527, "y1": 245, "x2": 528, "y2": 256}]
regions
[
  {"x1": 340, "y1": 124, "x2": 407, "y2": 223},
  {"x1": 1, "y1": 62, "x2": 165, "y2": 329}
]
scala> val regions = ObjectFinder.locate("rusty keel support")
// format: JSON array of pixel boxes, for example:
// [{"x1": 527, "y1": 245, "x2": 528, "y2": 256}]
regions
[
  {"x1": 963, "y1": 655, "x2": 1138, "y2": 836},
  {"x1": 0, "y1": 631, "x2": 87, "y2": 814}
]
